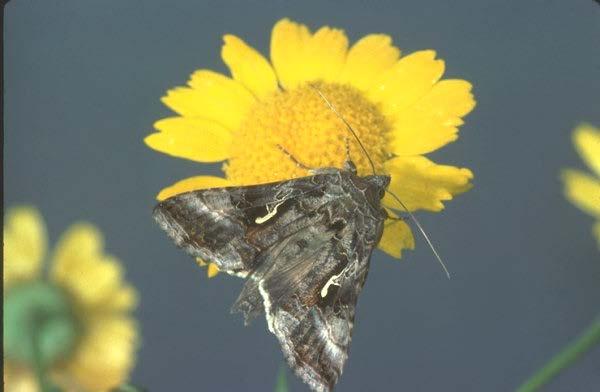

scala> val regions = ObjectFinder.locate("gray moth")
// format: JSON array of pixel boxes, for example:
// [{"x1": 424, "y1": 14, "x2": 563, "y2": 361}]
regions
[{"x1": 153, "y1": 160, "x2": 390, "y2": 392}]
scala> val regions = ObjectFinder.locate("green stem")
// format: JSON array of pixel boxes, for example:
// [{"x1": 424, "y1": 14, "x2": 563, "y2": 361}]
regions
[
  {"x1": 517, "y1": 317, "x2": 600, "y2": 392},
  {"x1": 112, "y1": 384, "x2": 146, "y2": 392},
  {"x1": 274, "y1": 364, "x2": 289, "y2": 392},
  {"x1": 31, "y1": 315, "x2": 54, "y2": 392}
]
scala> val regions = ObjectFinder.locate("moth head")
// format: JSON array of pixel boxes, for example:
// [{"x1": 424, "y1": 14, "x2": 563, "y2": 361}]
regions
[
  {"x1": 343, "y1": 159, "x2": 357, "y2": 174},
  {"x1": 364, "y1": 175, "x2": 391, "y2": 200}
]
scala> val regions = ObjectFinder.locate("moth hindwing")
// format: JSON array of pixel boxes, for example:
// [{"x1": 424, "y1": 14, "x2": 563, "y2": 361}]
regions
[{"x1": 153, "y1": 166, "x2": 390, "y2": 392}]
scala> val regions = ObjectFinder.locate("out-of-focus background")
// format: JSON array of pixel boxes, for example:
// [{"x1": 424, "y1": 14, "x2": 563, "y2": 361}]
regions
[{"x1": 5, "y1": 1, "x2": 600, "y2": 390}]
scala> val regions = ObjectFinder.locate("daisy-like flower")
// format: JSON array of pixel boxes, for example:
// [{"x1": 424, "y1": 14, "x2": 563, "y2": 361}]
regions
[
  {"x1": 145, "y1": 18, "x2": 476, "y2": 272},
  {"x1": 3, "y1": 207, "x2": 138, "y2": 391},
  {"x1": 561, "y1": 123, "x2": 600, "y2": 246}
]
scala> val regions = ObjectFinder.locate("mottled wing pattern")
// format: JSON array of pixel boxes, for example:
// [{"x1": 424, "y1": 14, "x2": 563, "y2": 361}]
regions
[
  {"x1": 153, "y1": 170, "x2": 389, "y2": 392},
  {"x1": 153, "y1": 176, "x2": 324, "y2": 275},
  {"x1": 243, "y1": 223, "x2": 375, "y2": 392}
]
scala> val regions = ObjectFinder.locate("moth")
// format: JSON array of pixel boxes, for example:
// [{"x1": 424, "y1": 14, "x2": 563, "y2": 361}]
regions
[
  {"x1": 153, "y1": 157, "x2": 389, "y2": 391},
  {"x1": 152, "y1": 90, "x2": 447, "y2": 392}
]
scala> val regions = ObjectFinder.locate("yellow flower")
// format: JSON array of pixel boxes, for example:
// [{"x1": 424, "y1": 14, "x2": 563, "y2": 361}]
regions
[
  {"x1": 3, "y1": 207, "x2": 138, "y2": 391},
  {"x1": 561, "y1": 123, "x2": 600, "y2": 246},
  {"x1": 145, "y1": 18, "x2": 476, "y2": 272}
]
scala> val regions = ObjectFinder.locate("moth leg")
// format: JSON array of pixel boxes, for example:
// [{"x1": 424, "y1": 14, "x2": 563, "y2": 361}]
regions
[
  {"x1": 387, "y1": 215, "x2": 407, "y2": 221},
  {"x1": 386, "y1": 215, "x2": 408, "y2": 222},
  {"x1": 276, "y1": 144, "x2": 314, "y2": 171}
]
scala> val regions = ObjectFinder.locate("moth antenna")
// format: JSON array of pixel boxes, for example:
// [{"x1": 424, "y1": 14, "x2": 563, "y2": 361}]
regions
[
  {"x1": 309, "y1": 84, "x2": 377, "y2": 175},
  {"x1": 310, "y1": 84, "x2": 450, "y2": 279},
  {"x1": 386, "y1": 190, "x2": 451, "y2": 279}
]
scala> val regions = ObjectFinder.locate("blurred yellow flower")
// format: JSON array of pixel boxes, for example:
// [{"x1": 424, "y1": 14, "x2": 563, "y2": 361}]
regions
[
  {"x1": 145, "y1": 18, "x2": 476, "y2": 274},
  {"x1": 3, "y1": 207, "x2": 138, "y2": 391},
  {"x1": 561, "y1": 123, "x2": 600, "y2": 246}
]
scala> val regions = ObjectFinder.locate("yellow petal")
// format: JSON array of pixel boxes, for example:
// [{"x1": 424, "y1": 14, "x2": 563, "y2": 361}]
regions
[
  {"x1": 378, "y1": 214, "x2": 415, "y2": 258},
  {"x1": 51, "y1": 223, "x2": 103, "y2": 277},
  {"x1": 390, "y1": 79, "x2": 476, "y2": 155},
  {"x1": 3, "y1": 207, "x2": 47, "y2": 288},
  {"x1": 561, "y1": 169, "x2": 600, "y2": 218},
  {"x1": 367, "y1": 50, "x2": 445, "y2": 117},
  {"x1": 573, "y1": 123, "x2": 600, "y2": 177},
  {"x1": 384, "y1": 156, "x2": 473, "y2": 212},
  {"x1": 157, "y1": 175, "x2": 231, "y2": 201},
  {"x1": 270, "y1": 19, "x2": 311, "y2": 89},
  {"x1": 145, "y1": 117, "x2": 232, "y2": 163},
  {"x1": 270, "y1": 18, "x2": 348, "y2": 88},
  {"x1": 101, "y1": 285, "x2": 138, "y2": 313},
  {"x1": 71, "y1": 258, "x2": 123, "y2": 309},
  {"x1": 304, "y1": 26, "x2": 348, "y2": 82},
  {"x1": 221, "y1": 34, "x2": 279, "y2": 99},
  {"x1": 207, "y1": 263, "x2": 220, "y2": 278},
  {"x1": 339, "y1": 34, "x2": 400, "y2": 91},
  {"x1": 51, "y1": 223, "x2": 136, "y2": 313},
  {"x1": 161, "y1": 70, "x2": 255, "y2": 130},
  {"x1": 3, "y1": 364, "x2": 38, "y2": 392},
  {"x1": 65, "y1": 317, "x2": 137, "y2": 391}
]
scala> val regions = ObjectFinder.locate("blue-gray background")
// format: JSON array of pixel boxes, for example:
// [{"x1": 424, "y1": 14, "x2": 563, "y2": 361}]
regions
[{"x1": 5, "y1": 1, "x2": 600, "y2": 391}]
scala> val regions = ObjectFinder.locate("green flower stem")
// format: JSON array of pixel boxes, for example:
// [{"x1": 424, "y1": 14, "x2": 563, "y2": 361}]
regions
[
  {"x1": 32, "y1": 330, "x2": 52, "y2": 392},
  {"x1": 517, "y1": 317, "x2": 600, "y2": 392},
  {"x1": 112, "y1": 384, "x2": 147, "y2": 392},
  {"x1": 274, "y1": 364, "x2": 289, "y2": 392}
]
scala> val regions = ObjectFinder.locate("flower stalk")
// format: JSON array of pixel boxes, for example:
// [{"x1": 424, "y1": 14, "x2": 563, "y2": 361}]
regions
[
  {"x1": 31, "y1": 325, "x2": 56, "y2": 392},
  {"x1": 517, "y1": 317, "x2": 600, "y2": 392},
  {"x1": 274, "y1": 364, "x2": 288, "y2": 392}
]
